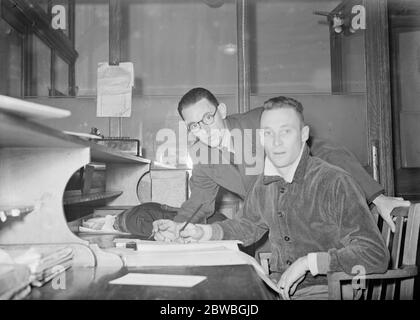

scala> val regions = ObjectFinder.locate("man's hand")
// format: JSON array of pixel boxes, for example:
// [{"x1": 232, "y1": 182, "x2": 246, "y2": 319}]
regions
[
  {"x1": 152, "y1": 220, "x2": 205, "y2": 243},
  {"x1": 152, "y1": 219, "x2": 179, "y2": 242},
  {"x1": 372, "y1": 194, "x2": 410, "y2": 233},
  {"x1": 277, "y1": 256, "x2": 309, "y2": 300},
  {"x1": 177, "y1": 223, "x2": 205, "y2": 243}
]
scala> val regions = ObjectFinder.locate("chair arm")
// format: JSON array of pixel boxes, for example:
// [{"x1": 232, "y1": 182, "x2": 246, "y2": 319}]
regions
[{"x1": 328, "y1": 265, "x2": 417, "y2": 282}]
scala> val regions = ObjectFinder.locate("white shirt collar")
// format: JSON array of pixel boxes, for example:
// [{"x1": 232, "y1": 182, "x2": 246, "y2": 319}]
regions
[{"x1": 264, "y1": 145, "x2": 305, "y2": 183}]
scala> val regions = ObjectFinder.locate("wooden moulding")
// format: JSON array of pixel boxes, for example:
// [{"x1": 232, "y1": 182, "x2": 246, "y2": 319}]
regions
[
  {"x1": 0, "y1": 147, "x2": 123, "y2": 268},
  {"x1": 63, "y1": 191, "x2": 123, "y2": 206}
]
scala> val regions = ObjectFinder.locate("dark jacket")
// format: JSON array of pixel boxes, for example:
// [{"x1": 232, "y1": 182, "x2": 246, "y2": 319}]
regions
[{"x1": 212, "y1": 146, "x2": 389, "y2": 288}]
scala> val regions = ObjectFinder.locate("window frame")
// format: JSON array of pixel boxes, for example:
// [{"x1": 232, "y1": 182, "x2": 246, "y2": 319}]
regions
[{"x1": 0, "y1": 0, "x2": 77, "y2": 97}]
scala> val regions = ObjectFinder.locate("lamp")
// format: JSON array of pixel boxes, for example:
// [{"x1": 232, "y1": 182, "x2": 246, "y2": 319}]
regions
[{"x1": 314, "y1": 11, "x2": 343, "y2": 33}]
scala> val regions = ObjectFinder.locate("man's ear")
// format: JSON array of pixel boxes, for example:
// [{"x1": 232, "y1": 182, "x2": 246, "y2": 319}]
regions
[
  {"x1": 218, "y1": 103, "x2": 227, "y2": 119},
  {"x1": 301, "y1": 125, "x2": 310, "y2": 143}
]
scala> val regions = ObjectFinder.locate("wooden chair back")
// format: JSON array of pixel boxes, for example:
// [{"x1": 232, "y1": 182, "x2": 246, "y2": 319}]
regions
[{"x1": 328, "y1": 203, "x2": 420, "y2": 300}]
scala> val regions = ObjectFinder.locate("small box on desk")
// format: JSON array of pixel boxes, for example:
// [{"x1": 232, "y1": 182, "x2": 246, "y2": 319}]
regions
[{"x1": 96, "y1": 137, "x2": 141, "y2": 156}]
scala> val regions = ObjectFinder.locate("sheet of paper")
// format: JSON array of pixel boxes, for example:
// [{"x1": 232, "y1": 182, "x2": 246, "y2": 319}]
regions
[
  {"x1": 97, "y1": 93, "x2": 132, "y2": 117},
  {"x1": 96, "y1": 62, "x2": 134, "y2": 117},
  {"x1": 109, "y1": 273, "x2": 207, "y2": 287},
  {"x1": 121, "y1": 244, "x2": 279, "y2": 294},
  {"x1": 235, "y1": 251, "x2": 280, "y2": 294},
  {"x1": 78, "y1": 226, "x2": 130, "y2": 235},
  {"x1": 114, "y1": 239, "x2": 242, "y2": 252},
  {"x1": 125, "y1": 248, "x2": 243, "y2": 267}
]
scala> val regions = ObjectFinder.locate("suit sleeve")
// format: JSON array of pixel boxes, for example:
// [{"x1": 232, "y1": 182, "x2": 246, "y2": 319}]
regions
[
  {"x1": 173, "y1": 164, "x2": 219, "y2": 223},
  {"x1": 309, "y1": 137, "x2": 384, "y2": 203}
]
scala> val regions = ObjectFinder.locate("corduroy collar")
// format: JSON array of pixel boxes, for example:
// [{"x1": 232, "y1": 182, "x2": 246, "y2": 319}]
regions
[{"x1": 263, "y1": 144, "x2": 309, "y2": 185}]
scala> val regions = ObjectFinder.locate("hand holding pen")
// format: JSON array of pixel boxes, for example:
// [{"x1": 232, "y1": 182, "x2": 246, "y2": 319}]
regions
[
  {"x1": 151, "y1": 203, "x2": 204, "y2": 242},
  {"x1": 177, "y1": 204, "x2": 203, "y2": 236},
  {"x1": 175, "y1": 204, "x2": 205, "y2": 243}
]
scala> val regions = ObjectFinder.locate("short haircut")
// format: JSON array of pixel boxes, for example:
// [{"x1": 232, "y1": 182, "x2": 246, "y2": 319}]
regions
[
  {"x1": 262, "y1": 96, "x2": 305, "y2": 125},
  {"x1": 178, "y1": 87, "x2": 219, "y2": 119}
]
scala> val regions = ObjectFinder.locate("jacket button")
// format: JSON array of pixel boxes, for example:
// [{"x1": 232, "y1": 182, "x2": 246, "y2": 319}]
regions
[
  {"x1": 284, "y1": 236, "x2": 290, "y2": 241},
  {"x1": 286, "y1": 260, "x2": 292, "y2": 266},
  {"x1": 278, "y1": 211, "x2": 284, "y2": 217},
  {"x1": 279, "y1": 187, "x2": 286, "y2": 193}
]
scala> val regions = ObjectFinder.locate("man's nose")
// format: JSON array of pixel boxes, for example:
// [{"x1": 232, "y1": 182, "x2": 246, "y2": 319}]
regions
[
  {"x1": 195, "y1": 126, "x2": 209, "y2": 138},
  {"x1": 273, "y1": 135, "x2": 283, "y2": 147},
  {"x1": 202, "y1": 125, "x2": 212, "y2": 135}
]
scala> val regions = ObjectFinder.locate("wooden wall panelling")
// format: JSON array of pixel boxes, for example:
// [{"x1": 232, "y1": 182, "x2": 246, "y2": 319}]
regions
[
  {"x1": 236, "y1": 0, "x2": 250, "y2": 113},
  {"x1": 364, "y1": 0, "x2": 395, "y2": 194}
]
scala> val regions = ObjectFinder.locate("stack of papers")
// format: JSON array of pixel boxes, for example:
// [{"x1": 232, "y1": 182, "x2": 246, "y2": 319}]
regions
[
  {"x1": 6, "y1": 246, "x2": 74, "y2": 287},
  {"x1": 0, "y1": 263, "x2": 32, "y2": 300}
]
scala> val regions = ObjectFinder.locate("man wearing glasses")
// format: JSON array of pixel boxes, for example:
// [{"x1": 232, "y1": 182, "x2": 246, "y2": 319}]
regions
[{"x1": 85, "y1": 87, "x2": 409, "y2": 243}]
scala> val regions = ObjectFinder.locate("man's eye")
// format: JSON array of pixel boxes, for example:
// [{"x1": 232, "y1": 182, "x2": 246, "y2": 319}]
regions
[
  {"x1": 204, "y1": 114, "x2": 213, "y2": 121},
  {"x1": 189, "y1": 123, "x2": 199, "y2": 131},
  {"x1": 280, "y1": 129, "x2": 290, "y2": 135},
  {"x1": 264, "y1": 131, "x2": 272, "y2": 136}
]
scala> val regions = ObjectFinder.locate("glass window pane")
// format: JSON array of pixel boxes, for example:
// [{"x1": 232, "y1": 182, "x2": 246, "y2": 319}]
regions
[
  {"x1": 37, "y1": 0, "x2": 49, "y2": 13},
  {"x1": 123, "y1": 0, "x2": 236, "y2": 95},
  {"x1": 30, "y1": 35, "x2": 51, "y2": 97},
  {"x1": 55, "y1": 55, "x2": 69, "y2": 95},
  {"x1": 339, "y1": 30, "x2": 366, "y2": 93},
  {"x1": 0, "y1": 19, "x2": 22, "y2": 97},
  {"x1": 250, "y1": 0, "x2": 339, "y2": 94},
  {"x1": 396, "y1": 30, "x2": 420, "y2": 167},
  {"x1": 75, "y1": 0, "x2": 109, "y2": 96}
]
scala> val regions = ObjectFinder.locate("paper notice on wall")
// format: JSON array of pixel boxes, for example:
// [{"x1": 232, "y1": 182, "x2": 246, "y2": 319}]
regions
[{"x1": 96, "y1": 62, "x2": 134, "y2": 117}]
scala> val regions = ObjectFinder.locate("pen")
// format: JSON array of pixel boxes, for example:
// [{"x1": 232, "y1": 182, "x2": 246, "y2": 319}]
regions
[{"x1": 178, "y1": 203, "x2": 204, "y2": 236}]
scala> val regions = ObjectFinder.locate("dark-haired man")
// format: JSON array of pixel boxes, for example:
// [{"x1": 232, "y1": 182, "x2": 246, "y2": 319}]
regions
[{"x1": 152, "y1": 96, "x2": 390, "y2": 300}]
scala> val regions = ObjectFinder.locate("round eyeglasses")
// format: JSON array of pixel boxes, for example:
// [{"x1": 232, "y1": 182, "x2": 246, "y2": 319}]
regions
[{"x1": 187, "y1": 105, "x2": 218, "y2": 133}]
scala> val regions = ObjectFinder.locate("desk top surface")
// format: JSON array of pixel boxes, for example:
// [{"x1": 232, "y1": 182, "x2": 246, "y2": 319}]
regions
[{"x1": 26, "y1": 265, "x2": 278, "y2": 300}]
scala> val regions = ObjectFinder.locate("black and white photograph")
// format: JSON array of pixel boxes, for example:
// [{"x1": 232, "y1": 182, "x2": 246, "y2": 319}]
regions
[{"x1": 0, "y1": 0, "x2": 419, "y2": 310}]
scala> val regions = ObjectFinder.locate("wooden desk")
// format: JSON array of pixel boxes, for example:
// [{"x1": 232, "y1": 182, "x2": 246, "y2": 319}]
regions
[{"x1": 26, "y1": 265, "x2": 278, "y2": 300}]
